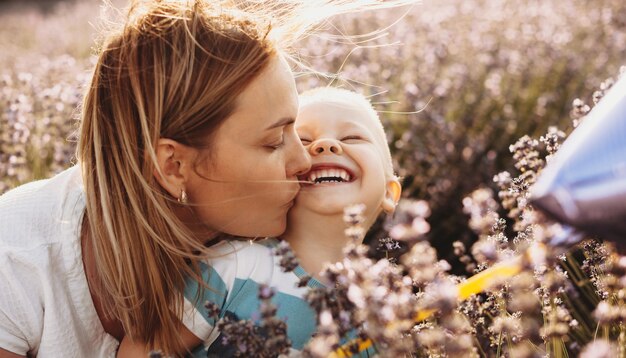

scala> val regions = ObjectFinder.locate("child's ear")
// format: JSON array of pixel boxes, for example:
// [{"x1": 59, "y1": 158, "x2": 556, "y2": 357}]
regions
[
  {"x1": 381, "y1": 178, "x2": 402, "y2": 214},
  {"x1": 153, "y1": 138, "x2": 195, "y2": 200}
]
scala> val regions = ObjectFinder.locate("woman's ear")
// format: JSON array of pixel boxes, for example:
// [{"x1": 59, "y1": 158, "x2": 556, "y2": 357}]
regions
[
  {"x1": 153, "y1": 138, "x2": 195, "y2": 199},
  {"x1": 381, "y1": 177, "x2": 402, "y2": 214}
]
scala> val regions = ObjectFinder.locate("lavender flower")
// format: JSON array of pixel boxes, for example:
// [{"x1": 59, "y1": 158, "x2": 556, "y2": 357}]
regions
[
  {"x1": 580, "y1": 340, "x2": 618, "y2": 358},
  {"x1": 210, "y1": 284, "x2": 291, "y2": 357},
  {"x1": 274, "y1": 240, "x2": 299, "y2": 273}
]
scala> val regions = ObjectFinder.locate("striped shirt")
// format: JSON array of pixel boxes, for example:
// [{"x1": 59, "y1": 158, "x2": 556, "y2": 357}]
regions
[{"x1": 181, "y1": 238, "x2": 374, "y2": 357}]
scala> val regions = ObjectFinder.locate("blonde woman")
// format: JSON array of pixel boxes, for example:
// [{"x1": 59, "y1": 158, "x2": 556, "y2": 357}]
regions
[{"x1": 0, "y1": 0, "x2": 415, "y2": 357}]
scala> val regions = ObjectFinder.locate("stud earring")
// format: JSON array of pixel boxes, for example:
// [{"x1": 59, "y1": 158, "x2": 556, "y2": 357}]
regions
[{"x1": 178, "y1": 189, "x2": 188, "y2": 204}]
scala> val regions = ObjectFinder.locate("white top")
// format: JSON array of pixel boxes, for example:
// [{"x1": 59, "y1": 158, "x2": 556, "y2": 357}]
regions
[{"x1": 0, "y1": 166, "x2": 119, "y2": 357}]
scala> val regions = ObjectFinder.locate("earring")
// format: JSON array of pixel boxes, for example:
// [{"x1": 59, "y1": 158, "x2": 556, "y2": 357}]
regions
[{"x1": 178, "y1": 189, "x2": 188, "y2": 204}]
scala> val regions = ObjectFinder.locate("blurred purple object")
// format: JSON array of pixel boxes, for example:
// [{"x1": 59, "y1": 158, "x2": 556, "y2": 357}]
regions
[{"x1": 531, "y1": 75, "x2": 626, "y2": 249}]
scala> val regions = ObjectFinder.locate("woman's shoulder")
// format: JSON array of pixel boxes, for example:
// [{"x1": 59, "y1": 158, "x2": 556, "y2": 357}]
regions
[
  {"x1": 0, "y1": 167, "x2": 105, "y2": 357},
  {"x1": 0, "y1": 165, "x2": 84, "y2": 249}
]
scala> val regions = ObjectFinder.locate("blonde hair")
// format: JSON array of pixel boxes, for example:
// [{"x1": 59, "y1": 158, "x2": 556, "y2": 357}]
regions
[
  {"x1": 299, "y1": 87, "x2": 396, "y2": 178},
  {"x1": 77, "y1": 0, "x2": 416, "y2": 354}
]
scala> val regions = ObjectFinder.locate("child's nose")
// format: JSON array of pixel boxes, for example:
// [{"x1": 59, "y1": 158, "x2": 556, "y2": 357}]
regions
[{"x1": 309, "y1": 138, "x2": 343, "y2": 155}]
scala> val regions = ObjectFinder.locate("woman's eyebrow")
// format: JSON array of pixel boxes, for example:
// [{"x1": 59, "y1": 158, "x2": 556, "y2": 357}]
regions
[{"x1": 266, "y1": 117, "x2": 295, "y2": 130}]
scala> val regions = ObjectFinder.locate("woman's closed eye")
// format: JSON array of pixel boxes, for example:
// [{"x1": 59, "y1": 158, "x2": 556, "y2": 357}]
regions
[{"x1": 266, "y1": 136, "x2": 285, "y2": 150}]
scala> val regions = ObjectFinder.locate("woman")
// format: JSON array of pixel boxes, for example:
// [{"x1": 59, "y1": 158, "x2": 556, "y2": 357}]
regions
[
  {"x1": 0, "y1": 1, "x2": 309, "y2": 356},
  {"x1": 0, "y1": 0, "x2": 415, "y2": 356}
]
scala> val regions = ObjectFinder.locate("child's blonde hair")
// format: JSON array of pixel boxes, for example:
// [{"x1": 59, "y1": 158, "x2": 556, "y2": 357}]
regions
[{"x1": 299, "y1": 87, "x2": 396, "y2": 178}]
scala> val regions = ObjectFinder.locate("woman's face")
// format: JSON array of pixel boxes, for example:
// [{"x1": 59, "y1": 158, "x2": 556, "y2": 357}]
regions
[{"x1": 185, "y1": 56, "x2": 310, "y2": 238}]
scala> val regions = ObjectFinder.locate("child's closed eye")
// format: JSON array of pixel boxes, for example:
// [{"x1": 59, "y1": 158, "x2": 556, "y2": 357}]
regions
[{"x1": 340, "y1": 135, "x2": 365, "y2": 142}]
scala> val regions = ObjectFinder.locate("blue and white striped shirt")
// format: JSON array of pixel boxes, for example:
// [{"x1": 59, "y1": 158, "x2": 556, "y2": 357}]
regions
[{"x1": 181, "y1": 238, "x2": 374, "y2": 357}]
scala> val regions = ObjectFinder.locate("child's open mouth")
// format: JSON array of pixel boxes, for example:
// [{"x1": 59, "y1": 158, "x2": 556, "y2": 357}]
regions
[{"x1": 300, "y1": 164, "x2": 356, "y2": 185}]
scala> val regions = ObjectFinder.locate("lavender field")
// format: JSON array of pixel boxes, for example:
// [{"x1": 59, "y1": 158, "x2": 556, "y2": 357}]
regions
[{"x1": 2, "y1": 0, "x2": 626, "y2": 356}]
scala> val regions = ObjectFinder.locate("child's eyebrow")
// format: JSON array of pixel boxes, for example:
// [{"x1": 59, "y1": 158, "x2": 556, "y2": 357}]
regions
[
  {"x1": 339, "y1": 121, "x2": 369, "y2": 132},
  {"x1": 265, "y1": 117, "x2": 295, "y2": 130}
]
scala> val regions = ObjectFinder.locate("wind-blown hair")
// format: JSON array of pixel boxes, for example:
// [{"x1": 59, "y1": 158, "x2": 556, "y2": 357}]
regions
[{"x1": 77, "y1": 0, "x2": 417, "y2": 353}]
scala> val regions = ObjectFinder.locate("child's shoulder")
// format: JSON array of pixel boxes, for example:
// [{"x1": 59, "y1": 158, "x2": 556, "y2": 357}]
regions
[
  {"x1": 207, "y1": 238, "x2": 277, "y2": 260},
  {"x1": 203, "y1": 238, "x2": 279, "y2": 278}
]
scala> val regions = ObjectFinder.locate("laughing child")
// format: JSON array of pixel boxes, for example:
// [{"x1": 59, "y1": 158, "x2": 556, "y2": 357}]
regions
[{"x1": 117, "y1": 87, "x2": 401, "y2": 356}]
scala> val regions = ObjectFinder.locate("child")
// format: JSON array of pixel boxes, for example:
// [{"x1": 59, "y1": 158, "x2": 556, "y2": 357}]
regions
[
  {"x1": 117, "y1": 87, "x2": 401, "y2": 357},
  {"x1": 282, "y1": 87, "x2": 401, "y2": 281}
]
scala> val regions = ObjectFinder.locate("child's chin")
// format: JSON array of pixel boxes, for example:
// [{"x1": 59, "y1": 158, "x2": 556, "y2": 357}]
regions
[{"x1": 292, "y1": 200, "x2": 351, "y2": 216}]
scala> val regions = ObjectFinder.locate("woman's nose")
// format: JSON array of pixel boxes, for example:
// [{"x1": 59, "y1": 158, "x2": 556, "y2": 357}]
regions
[
  {"x1": 309, "y1": 138, "x2": 343, "y2": 156},
  {"x1": 287, "y1": 139, "x2": 311, "y2": 177}
]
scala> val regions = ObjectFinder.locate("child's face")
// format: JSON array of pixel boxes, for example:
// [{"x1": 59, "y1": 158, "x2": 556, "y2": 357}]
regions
[{"x1": 293, "y1": 99, "x2": 396, "y2": 222}]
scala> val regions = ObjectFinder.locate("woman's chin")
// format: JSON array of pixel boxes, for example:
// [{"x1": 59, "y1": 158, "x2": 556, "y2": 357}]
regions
[{"x1": 258, "y1": 218, "x2": 287, "y2": 238}]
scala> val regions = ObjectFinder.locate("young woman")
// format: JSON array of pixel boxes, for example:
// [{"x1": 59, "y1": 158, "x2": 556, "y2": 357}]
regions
[
  {"x1": 0, "y1": 1, "x2": 416, "y2": 356},
  {"x1": 0, "y1": 1, "x2": 309, "y2": 356}
]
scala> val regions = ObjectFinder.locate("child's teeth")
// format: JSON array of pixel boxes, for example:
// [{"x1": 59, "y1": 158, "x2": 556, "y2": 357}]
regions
[{"x1": 307, "y1": 168, "x2": 352, "y2": 184}]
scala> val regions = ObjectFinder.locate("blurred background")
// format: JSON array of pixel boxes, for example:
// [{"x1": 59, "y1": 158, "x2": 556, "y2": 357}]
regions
[{"x1": 1, "y1": 0, "x2": 625, "y2": 266}]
